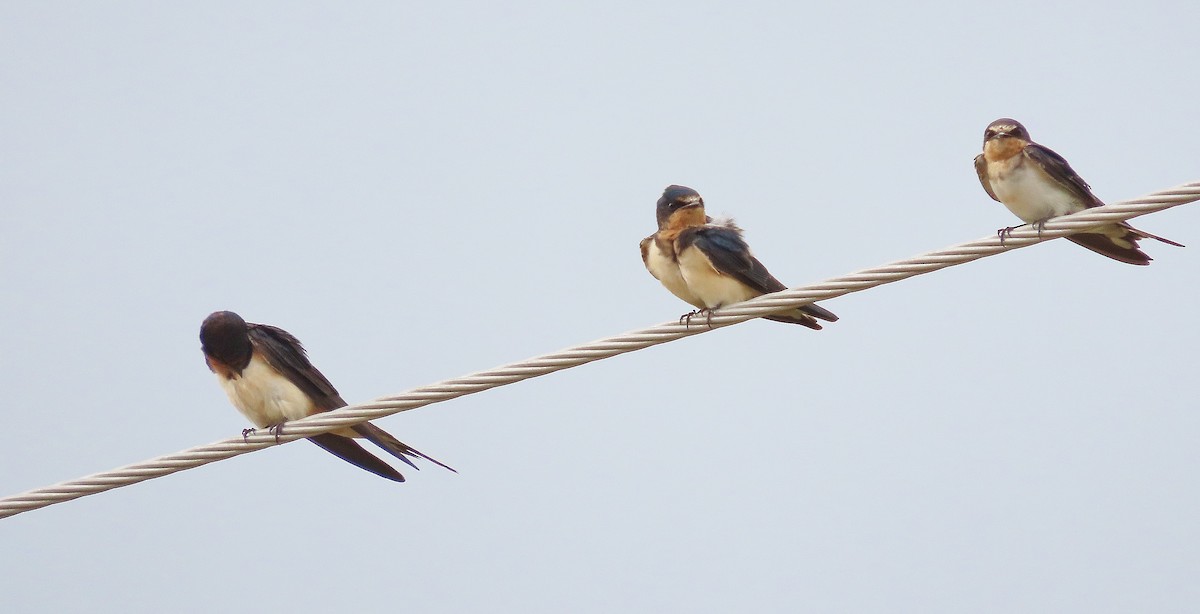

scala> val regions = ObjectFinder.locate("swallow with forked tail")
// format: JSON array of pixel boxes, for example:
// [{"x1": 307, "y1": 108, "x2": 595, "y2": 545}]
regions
[
  {"x1": 200, "y1": 310, "x2": 453, "y2": 482},
  {"x1": 639, "y1": 185, "x2": 839, "y2": 329},
  {"x1": 975, "y1": 118, "x2": 1182, "y2": 265}
]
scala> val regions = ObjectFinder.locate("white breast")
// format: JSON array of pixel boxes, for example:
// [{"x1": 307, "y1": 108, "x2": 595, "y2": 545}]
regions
[
  {"x1": 217, "y1": 355, "x2": 315, "y2": 428},
  {"x1": 990, "y1": 157, "x2": 1084, "y2": 223},
  {"x1": 676, "y1": 246, "x2": 759, "y2": 309},
  {"x1": 644, "y1": 238, "x2": 704, "y2": 308}
]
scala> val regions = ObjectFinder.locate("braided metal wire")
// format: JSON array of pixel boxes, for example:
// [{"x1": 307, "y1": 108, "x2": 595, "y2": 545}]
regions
[{"x1": 2, "y1": 181, "x2": 1196, "y2": 519}]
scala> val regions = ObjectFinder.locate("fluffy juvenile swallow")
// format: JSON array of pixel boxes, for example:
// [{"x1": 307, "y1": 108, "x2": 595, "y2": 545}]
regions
[
  {"x1": 975, "y1": 118, "x2": 1182, "y2": 265},
  {"x1": 199, "y1": 310, "x2": 453, "y2": 482},
  {"x1": 639, "y1": 185, "x2": 839, "y2": 329}
]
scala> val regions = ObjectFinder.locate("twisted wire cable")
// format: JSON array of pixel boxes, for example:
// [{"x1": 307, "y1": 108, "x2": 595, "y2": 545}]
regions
[{"x1": 2, "y1": 181, "x2": 1197, "y2": 519}]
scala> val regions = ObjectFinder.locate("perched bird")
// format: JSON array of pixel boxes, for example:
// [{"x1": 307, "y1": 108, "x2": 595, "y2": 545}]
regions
[
  {"x1": 639, "y1": 185, "x2": 839, "y2": 329},
  {"x1": 975, "y1": 117, "x2": 1182, "y2": 265},
  {"x1": 199, "y1": 310, "x2": 453, "y2": 482}
]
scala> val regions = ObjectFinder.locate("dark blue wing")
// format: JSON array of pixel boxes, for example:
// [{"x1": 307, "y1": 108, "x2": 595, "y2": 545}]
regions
[
  {"x1": 974, "y1": 154, "x2": 999, "y2": 202},
  {"x1": 248, "y1": 323, "x2": 347, "y2": 412},
  {"x1": 679, "y1": 224, "x2": 787, "y2": 295},
  {"x1": 1023, "y1": 143, "x2": 1105, "y2": 208},
  {"x1": 678, "y1": 224, "x2": 838, "y2": 325}
]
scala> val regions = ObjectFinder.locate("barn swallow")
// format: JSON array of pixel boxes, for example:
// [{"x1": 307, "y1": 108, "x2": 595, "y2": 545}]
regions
[
  {"x1": 199, "y1": 311, "x2": 453, "y2": 482},
  {"x1": 639, "y1": 185, "x2": 839, "y2": 329},
  {"x1": 975, "y1": 118, "x2": 1182, "y2": 265}
]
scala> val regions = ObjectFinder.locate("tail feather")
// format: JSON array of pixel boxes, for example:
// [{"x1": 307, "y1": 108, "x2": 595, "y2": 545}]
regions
[
  {"x1": 765, "y1": 312, "x2": 824, "y2": 329},
  {"x1": 1065, "y1": 218, "x2": 1185, "y2": 265},
  {"x1": 1127, "y1": 224, "x2": 1184, "y2": 247},
  {"x1": 353, "y1": 422, "x2": 457, "y2": 473},
  {"x1": 800, "y1": 303, "x2": 839, "y2": 322},
  {"x1": 1066, "y1": 233, "x2": 1152, "y2": 265},
  {"x1": 764, "y1": 302, "x2": 838, "y2": 329},
  {"x1": 307, "y1": 433, "x2": 406, "y2": 482}
]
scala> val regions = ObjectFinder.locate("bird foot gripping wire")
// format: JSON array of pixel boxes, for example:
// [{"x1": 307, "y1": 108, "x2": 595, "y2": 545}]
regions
[
  {"x1": 679, "y1": 309, "x2": 715, "y2": 329},
  {"x1": 240, "y1": 425, "x2": 284, "y2": 443},
  {"x1": 997, "y1": 220, "x2": 1050, "y2": 245},
  {"x1": 996, "y1": 226, "x2": 1018, "y2": 244}
]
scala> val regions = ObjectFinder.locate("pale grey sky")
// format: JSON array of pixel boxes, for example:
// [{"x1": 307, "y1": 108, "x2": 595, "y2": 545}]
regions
[{"x1": 2, "y1": 2, "x2": 1198, "y2": 612}]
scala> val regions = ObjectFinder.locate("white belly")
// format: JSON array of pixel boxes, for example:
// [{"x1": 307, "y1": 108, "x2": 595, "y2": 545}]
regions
[
  {"x1": 677, "y1": 246, "x2": 759, "y2": 309},
  {"x1": 218, "y1": 355, "x2": 314, "y2": 427},
  {"x1": 991, "y1": 160, "x2": 1083, "y2": 223},
  {"x1": 644, "y1": 239, "x2": 704, "y2": 308}
]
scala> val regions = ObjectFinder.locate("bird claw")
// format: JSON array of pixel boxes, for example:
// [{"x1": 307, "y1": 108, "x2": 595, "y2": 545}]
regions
[
  {"x1": 241, "y1": 428, "x2": 256, "y2": 442},
  {"x1": 998, "y1": 220, "x2": 1051, "y2": 245},
  {"x1": 997, "y1": 226, "x2": 1018, "y2": 245},
  {"x1": 679, "y1": 309, "x2": 701, "y2": 326},
  {"x1": 679, "y1": 309, "x2": 715, "y2": 329},
  {"x1": 268, "y1": 424, "x2": 284, "y2": 443}
]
